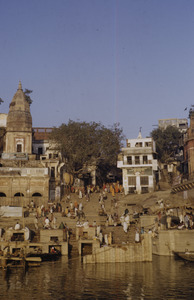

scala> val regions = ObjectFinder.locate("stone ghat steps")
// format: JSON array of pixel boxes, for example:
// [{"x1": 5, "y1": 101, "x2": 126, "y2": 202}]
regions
[
  {"x1": 55, "y1": 212, "x2": 108, "y2": 229},
  {"x1": 68, "y1": 229, "x2": 79, "y2": 257},
  {"x1": 68, "y1": 225, "x2": 138, "y2": 258},
  {"x1": 102, "y1": 224, "x2": 137, "y2": 244}
]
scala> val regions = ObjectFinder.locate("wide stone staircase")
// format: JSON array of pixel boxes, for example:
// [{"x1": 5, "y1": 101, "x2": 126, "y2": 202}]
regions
[
  {"x1": 67, "y1": 224, "x2": 137, "y2": 258},
  {"x1": 28, "y1": 194, "x2": 139, "y2": 257},
  {"x1": 102, "y1": 223, "x2": 137, "y2": 245}
]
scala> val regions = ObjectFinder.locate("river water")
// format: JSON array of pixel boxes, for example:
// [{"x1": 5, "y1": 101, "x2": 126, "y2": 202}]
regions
[{"x1": 0, "y1": 255, "x2": 193, "y2": 300}]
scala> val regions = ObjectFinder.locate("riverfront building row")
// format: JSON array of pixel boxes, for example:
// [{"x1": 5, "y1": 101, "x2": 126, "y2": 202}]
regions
[{"x1": 0, "y1": 82, "x2": 193, "y2": 207}]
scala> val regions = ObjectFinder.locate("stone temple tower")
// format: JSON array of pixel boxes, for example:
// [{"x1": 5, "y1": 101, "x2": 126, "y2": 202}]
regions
[{"x1": 4, "y1": 81, "x2": 32, "y2": 155}]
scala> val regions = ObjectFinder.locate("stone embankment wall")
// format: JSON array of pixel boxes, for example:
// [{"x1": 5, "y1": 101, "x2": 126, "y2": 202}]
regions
[
  {"x1": 40, "y1": 229, "x2": 68, "y2": 255},
  {"x1": 83, "y1": 233, "x2": 152, "y2": 264},
  {"x1": 152, "y1": 230, "x2": 194, "y2": 256}
]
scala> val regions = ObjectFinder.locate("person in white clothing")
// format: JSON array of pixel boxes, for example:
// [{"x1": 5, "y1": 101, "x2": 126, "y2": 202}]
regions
[
  {"x1": 135, "y1": 229, "x2": 140, "y2": 242},
  {"x1": 79, "y1": 190, "x2": 82, "y2": 199},
  {"x1": 83, "y1": 220, "x2": 89, "y2": 229},
  {"x1": 125, "y1": 214, "x2": 130, "y2": 225},
  {"x1": 123, "y1": 221, "x2": 128, "y2": 233},
  {"x1": 14, "y1": 222, "x2": 21, "y2": 230},
  {"x1": 79, "y1": 202, "x2": 83, "y2": 211},
  {"x1": 97, "y1": 225, "x2": 101, "y2": 236},
  {"x1": 44, "y1": 217, "x2": 50, "y2": 229},
  {"x1": 104, "y1": 234, "x2": 108, "y2": 245}
]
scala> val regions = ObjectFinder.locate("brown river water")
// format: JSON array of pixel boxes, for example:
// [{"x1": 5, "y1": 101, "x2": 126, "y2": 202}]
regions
[{"x1": 0, "y1": 255, "x2": 193, "y2": 300}]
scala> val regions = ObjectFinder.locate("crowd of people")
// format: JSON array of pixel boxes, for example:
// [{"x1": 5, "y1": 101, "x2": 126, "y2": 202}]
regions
[
  {"x1": 9, "y1": 182, "x2": 194, "y2": 250},
  {"x1": 158, "y1": 209, "x2": 194, "y2": 230}
]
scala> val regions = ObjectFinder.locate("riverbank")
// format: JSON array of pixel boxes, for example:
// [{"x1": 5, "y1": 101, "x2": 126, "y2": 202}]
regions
[
  {"x1": 0, "y1": 187, "x2": 191, "y2": 231},
  {"x1": 0, "y1": 188, "x2": 193, "y2": 261}
]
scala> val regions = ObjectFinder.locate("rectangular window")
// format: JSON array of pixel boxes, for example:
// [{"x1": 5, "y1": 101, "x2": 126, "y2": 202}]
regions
[
  {"x1": 143, "y1": 156, "x2": 148, "y2": 164},
  {"x1": 142, "y1": 187, "x2": 149, "y2": 193},
  {"x1": 145, "y1": 142, "x2": 152, "y2": 147},
  {"x1": 51, "y1": 167, "x2": 55, "y2": 178},
  {"x1": 38, "y1": 147, "x2": 43, "y2": 154},
  {"x1": 135, "y1": 156, "x2": 140, "y2": 164},
  {"x1": 128, "y1": 176, "x2": 136, "y2": 186},
  {"x1": 127, "y1": 156, "x2": 132, "y2": 164},
  {"x1": 140, "y1": 176, "x2": 149, "y2": 185},
  {"x1": 17, "y1": 144, "x2": 22, "y2": 153},
  {"x1": 135, "y1": 142, "x2": 142, "y2": 147}
]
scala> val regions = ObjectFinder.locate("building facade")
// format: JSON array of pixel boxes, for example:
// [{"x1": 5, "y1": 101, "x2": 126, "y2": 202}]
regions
[
  {"x1": 0, "y1": 82, "x2": 58, "y2": 207},
  {"x1": 0, "y1": 83, "x2": 99, "y2": 206},
  {"x1": 117, "y1": 133, "x2": 158, "y2": 194},
  {"x1": 183, "y1": 109, "x2": 194, "y2": 179},
  {"x1": 158, "y1": 118, "x2": 188, "y2": 133}
]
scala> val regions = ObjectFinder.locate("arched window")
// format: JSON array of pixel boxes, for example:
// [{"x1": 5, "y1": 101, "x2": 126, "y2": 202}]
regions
[
  {"x1": 14, "y1": 193, "x2": 24, "y2": 197},
  {"x1": 0, "y1": 192, "x2": 6, "y2": 197},
  {"x1": 32, "y1": 193, "x2": 42, "y2": 197}
]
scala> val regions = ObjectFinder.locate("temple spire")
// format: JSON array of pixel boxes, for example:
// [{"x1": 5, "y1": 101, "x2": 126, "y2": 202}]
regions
[
  {"x1": 18, "y1": 80, "x2": 22, "y2": 90},
  {"x1": 137, "y1": 127, "x2": 142, "y2": 139}
]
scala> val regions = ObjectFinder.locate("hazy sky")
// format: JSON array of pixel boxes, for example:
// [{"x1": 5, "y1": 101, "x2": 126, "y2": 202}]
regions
[{"x1": 0, "y1": 0, "x2": 193, "y2": 138}]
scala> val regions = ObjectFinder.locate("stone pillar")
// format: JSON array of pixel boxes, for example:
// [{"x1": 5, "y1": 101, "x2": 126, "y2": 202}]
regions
[
  {"x1": 91, "y1": 169, "x2": 96, "y2": 186},
  {"x1": 149, "y1": 175, "x2": 154, "y2": 192},
  {"x1": 136, "y1": 173, "x2": 141, "y2": 194}
]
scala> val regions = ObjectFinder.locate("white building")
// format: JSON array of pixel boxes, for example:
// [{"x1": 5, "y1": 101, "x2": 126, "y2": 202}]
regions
[{"x1": 117, "y1": 132, "x2": 158, "y2": 195}]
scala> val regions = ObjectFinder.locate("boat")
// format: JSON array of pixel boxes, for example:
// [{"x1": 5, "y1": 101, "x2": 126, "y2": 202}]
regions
[
  {"x1": 0, "y1": 255, "x2": 42, "y2": 269},
  {"x1": 27, "y1": 252, "x2": 61, "y2": 261},
  {"x1": 173, "y1": 251, "x2": 194, "y2": 262}
]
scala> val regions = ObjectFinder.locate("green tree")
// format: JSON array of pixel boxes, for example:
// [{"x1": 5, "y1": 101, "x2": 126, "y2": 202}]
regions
[
  {"x1": 151, "y1": 126, "x2": 181, "y2": 162},
  {"x1": 50, "y1": 120, "x2": 124, "y2": 182},
  {"x1": 24, "y1": 89, "x2": 33, "y2": 105},
  {"x1": 0, "y1": 89, "x2": 33, "y2": 106}
]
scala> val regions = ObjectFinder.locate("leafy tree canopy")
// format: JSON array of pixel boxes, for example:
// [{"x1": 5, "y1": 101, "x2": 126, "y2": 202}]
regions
[
  {"x1": 150, "y1": 125, "x2": 181, "y2": 162},
  {"x1": 24, "y1": 89, "x2": 33, "y2": 105},
  {"x1": 50, "y1": 120, "x2": 124, "y2": 179},
  {"x1": 0, "y1": 89, "x2": 32, "y2": 107}
]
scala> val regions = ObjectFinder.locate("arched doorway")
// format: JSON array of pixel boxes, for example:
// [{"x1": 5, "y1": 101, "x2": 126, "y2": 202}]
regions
[
  {"x1": 0, "y1": 192, "x2": 6, "y2": 197},
  {"x1": 32, "y1": 192, "x2": 42, "y2": 197},
  {"x1": 32, "y1": 192, "x2": 42, "y2": 207},
  {"x1": 13, "y1": 192, "x2": 24, "y2": 206},
  {"x1": 14, "y1": 193, "x2": 24, "y2": 197},
  {"x1": 0, "y1": 192, "x2": 6, "y2": 206}
]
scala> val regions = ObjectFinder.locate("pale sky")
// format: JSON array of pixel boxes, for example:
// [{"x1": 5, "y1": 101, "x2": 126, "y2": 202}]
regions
[{"x1": 0, "y1": 0, "x2": 193, "y2": 138}]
